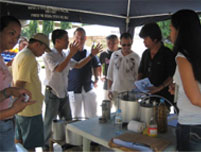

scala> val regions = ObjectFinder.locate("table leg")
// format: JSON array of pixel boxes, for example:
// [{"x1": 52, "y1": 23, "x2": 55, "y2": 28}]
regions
[
  {"x1": 49, "y1": 139, "x2": 54, "y2": 152},
  {"x1": 83, "y1": 138, "x2": 91, "y2": 151}
]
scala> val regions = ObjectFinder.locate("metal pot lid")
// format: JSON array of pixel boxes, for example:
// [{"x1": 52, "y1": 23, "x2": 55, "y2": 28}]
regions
[
  {"x1": 140, "y1": 102, "x2": 153, "y2": 107},
  {"x1": 140, "y1": 99, "x2": 153, "y2": 107},
  {"x1": 118, "y1": 91, "x2": 143, "y2": 101}
]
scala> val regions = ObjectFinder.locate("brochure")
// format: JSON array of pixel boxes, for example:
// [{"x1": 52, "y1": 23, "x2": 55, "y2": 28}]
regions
[{"x1": 134, "y1": 78, "x2": 153, "y2": 93}]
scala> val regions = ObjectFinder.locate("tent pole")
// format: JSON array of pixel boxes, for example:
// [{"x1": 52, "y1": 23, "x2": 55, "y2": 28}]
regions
[
  {"x1": 126, "y1": 17, "x2": 130, "y2": 32},
  {"x1": 126, "y1": 0, "x2": 131, "y2": 32}
]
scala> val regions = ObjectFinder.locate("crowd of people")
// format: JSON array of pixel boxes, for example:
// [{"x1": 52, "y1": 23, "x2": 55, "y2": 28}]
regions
[{"x1": 0, "y1": 9, "x2": 201, "y2": 151}]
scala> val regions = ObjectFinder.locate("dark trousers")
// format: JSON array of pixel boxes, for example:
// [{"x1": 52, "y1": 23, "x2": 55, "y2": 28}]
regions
[{"x1": 176, "y1": 123, "x2": 201, "y2": 151}]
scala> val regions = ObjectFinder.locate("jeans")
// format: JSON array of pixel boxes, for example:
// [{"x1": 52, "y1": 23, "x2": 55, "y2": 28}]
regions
[
  {"x1": 43, "y1": 89, "x2": 72, "y2": 147},
  {"x1": 176, "y1": 123, "x2": 201, "y2": 151},
  {"x1": 0, "y1": 119, "x2": 16, "y2": 151},
  {"x1": 15, "y1": 114, "x2": 44, "y2": 149}
]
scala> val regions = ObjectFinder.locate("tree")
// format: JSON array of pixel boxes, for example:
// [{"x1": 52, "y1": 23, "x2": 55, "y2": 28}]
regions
[
  {"x1": 21, "y1": 20, "x2": 39, "y2": 39},
  {"x1": 157, "y1": 20, "x2": 171, "y2": 40},
  {"x1": 42, "y1": 20, "x2": 54, "y2": 36},
  {"x1": 158, "y1": 16, "x2": 201, "y2": 49},
  {"x1": 157, "y1": 20, "x2": 173, "y2": 49},
  {"x1": 60, "y1": 21, "x2": 72, "y2": 30}
]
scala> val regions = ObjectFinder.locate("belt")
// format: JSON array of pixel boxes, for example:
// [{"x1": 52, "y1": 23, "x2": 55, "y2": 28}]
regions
[
  {"x1": 46, "y1": 86, "x2": 52, "y2": 91},
  {"x1": 1, "y1": 118, "x2": 14, "y2": 122}
]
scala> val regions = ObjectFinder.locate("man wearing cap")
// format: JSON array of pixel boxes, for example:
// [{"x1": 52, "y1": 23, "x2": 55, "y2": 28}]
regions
[{"x1": 12, "y1": 33, "x2": 50, "y2": 150}]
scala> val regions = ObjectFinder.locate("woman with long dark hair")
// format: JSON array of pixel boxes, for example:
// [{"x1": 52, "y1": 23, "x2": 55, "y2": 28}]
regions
[
  {"x1": 0, "y1": 16, "x2": 34, "y2": 151},
  {"x1": 170, "y1": 9, "x2": 201, "y2": 151}
]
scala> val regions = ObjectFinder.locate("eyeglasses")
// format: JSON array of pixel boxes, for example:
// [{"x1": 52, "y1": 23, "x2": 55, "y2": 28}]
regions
[{"x1": 121, "y1": 43, "x2": 131, "y2": 47}]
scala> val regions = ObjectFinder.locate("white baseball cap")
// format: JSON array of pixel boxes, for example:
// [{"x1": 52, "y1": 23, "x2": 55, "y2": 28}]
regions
[{"x1": 31, "y1": 33, "x2": 51, "y2": 52}]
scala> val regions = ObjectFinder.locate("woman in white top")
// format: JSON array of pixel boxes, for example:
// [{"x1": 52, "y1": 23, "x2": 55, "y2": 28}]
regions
[{"x1": 170, "y1": 9, "x2": 201, "y2": 151}]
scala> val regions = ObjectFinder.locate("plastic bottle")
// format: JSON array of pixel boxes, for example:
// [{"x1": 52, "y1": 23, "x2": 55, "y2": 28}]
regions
[
  {"x1": 148, "y1": 116, "x2": 157, "y2": 137},
  {"x1": 157, "y1": 98, "x2": 167, "y2": 133},
  {"x1": 115, "y1": 109, "x2": 123, "y2": 135}
]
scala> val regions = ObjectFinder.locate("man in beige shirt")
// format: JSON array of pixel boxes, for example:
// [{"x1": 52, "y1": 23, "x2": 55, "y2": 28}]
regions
[{"x1": 12, "y1": 33, "x2": 50, "y2": 151}]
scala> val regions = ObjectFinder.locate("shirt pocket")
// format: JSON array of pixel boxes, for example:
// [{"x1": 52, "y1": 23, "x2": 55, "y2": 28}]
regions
[{"x1": 190, "y1": 125, "x2": 201, "y2": 143}]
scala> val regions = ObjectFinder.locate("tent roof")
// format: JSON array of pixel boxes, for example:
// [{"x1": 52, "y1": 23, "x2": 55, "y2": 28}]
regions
[{"x1": 1, "y1": 0, "x2": 201, "y2": 32}]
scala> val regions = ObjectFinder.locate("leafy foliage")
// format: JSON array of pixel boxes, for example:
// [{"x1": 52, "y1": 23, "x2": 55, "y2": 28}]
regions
[
  {"x1": 157, "y1": 20, "x2": 173, "y2": 49},
  {"x1": 157, "y1": 20, "x2": 171, "y2": 40},
  {"x1": 60, "y1": 21, "x2": 72, "y2": 30},
  {"x1": 42, "y1": 20, "x2": 54, "y2": 36},
  {"x1": 21, "y1": 20, "x2": 39, "y2": 39}
]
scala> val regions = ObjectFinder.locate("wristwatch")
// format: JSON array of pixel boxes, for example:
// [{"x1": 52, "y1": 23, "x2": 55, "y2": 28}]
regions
[{"x1": 2, "y1": 88, "x2": 10, "y2": 98}]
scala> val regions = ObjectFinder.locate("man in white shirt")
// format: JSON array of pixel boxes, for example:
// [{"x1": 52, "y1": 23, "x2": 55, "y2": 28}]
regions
[
  {"x1": 107, "y1": 32, "x2": 140, "y2": 110},
  {"x1": 43, "y1": 29, "x2": 102, "y2": 150}
]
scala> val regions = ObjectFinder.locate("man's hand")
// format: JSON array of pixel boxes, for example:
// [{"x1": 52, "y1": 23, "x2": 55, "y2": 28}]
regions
[
  {"x1": 93, "y1": 77, "x2": 101, "y2": 88},
  {"x1": 12, "y1": 95, "x2": 36, "y2": 113},
  {"x1": 108, "y1": 91, "x2": 113, "y2": 100},
  {"x1": 69, "y1": 41, "x2": 79, "y2": 57},
  {"x1": 93, "y1": 81, "x2": 98, "y2": 88},
  {"x1": 101, "y1": 77, "x2": 105, "y2": 82},
  {"x1": 148, "y1": 86, "x2": 163, "y2": 94},
  {"x1": 168, "y1": 82, "x2": 175, "y2": 95},
  {"x1": 91, "y1": 43, "x2": 103, "y2": 56},
  {"x1": 7, "y1": 87, "x2": 32, "y2": 100}
]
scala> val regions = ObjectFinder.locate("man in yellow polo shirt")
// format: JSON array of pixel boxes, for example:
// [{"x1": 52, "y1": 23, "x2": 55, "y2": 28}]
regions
[{"x1": 12, "y1": 33, "x2": 50, "y2": 151}]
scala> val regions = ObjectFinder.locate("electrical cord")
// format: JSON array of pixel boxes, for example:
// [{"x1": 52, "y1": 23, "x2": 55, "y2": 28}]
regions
[{"x1": 117, "y1": 91, "x2": 178, "y2": 114}]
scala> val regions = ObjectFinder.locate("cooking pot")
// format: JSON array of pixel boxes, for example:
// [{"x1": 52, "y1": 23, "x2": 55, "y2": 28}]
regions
[
  {"x1": 118, "y1": 91, "x2": 140, "y2": 123},
  {"x1": 139, "y1": 99, "x2": 154, "y2": 125},
  {"x1": 65, "y1": 118, "x2": 86, "y2": 146}
]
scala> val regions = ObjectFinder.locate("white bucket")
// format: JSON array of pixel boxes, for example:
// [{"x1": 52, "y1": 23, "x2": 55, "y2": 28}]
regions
[
  {"x1": 65, "y1": 119, "x2": 85, "y2": 146},
  {"x1": 52, "y1": 119, "x2": 66, "y2": 141}
]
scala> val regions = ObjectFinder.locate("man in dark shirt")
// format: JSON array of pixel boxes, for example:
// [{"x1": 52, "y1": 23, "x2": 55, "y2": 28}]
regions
[
  {"x1": 138, "y1": 23, "x2": 176, "y2": 108},
  {"x1": 68, "y1": 27, "x2": 101, "y2": 118},
  {"x1": 99, "y1": 34, "x2": 119, "y2": 99}
]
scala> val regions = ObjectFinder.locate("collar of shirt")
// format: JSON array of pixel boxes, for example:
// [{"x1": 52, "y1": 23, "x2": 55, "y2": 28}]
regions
[
  {"x1": 148, "y1": 44, "x2": 165, "y2": 59},
  {"x1": 107, "y1": 50, "x2": 113, "y2": 55},
  {"x1": 52, "y1": 48, "x2": 66, "y2": 57}
]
